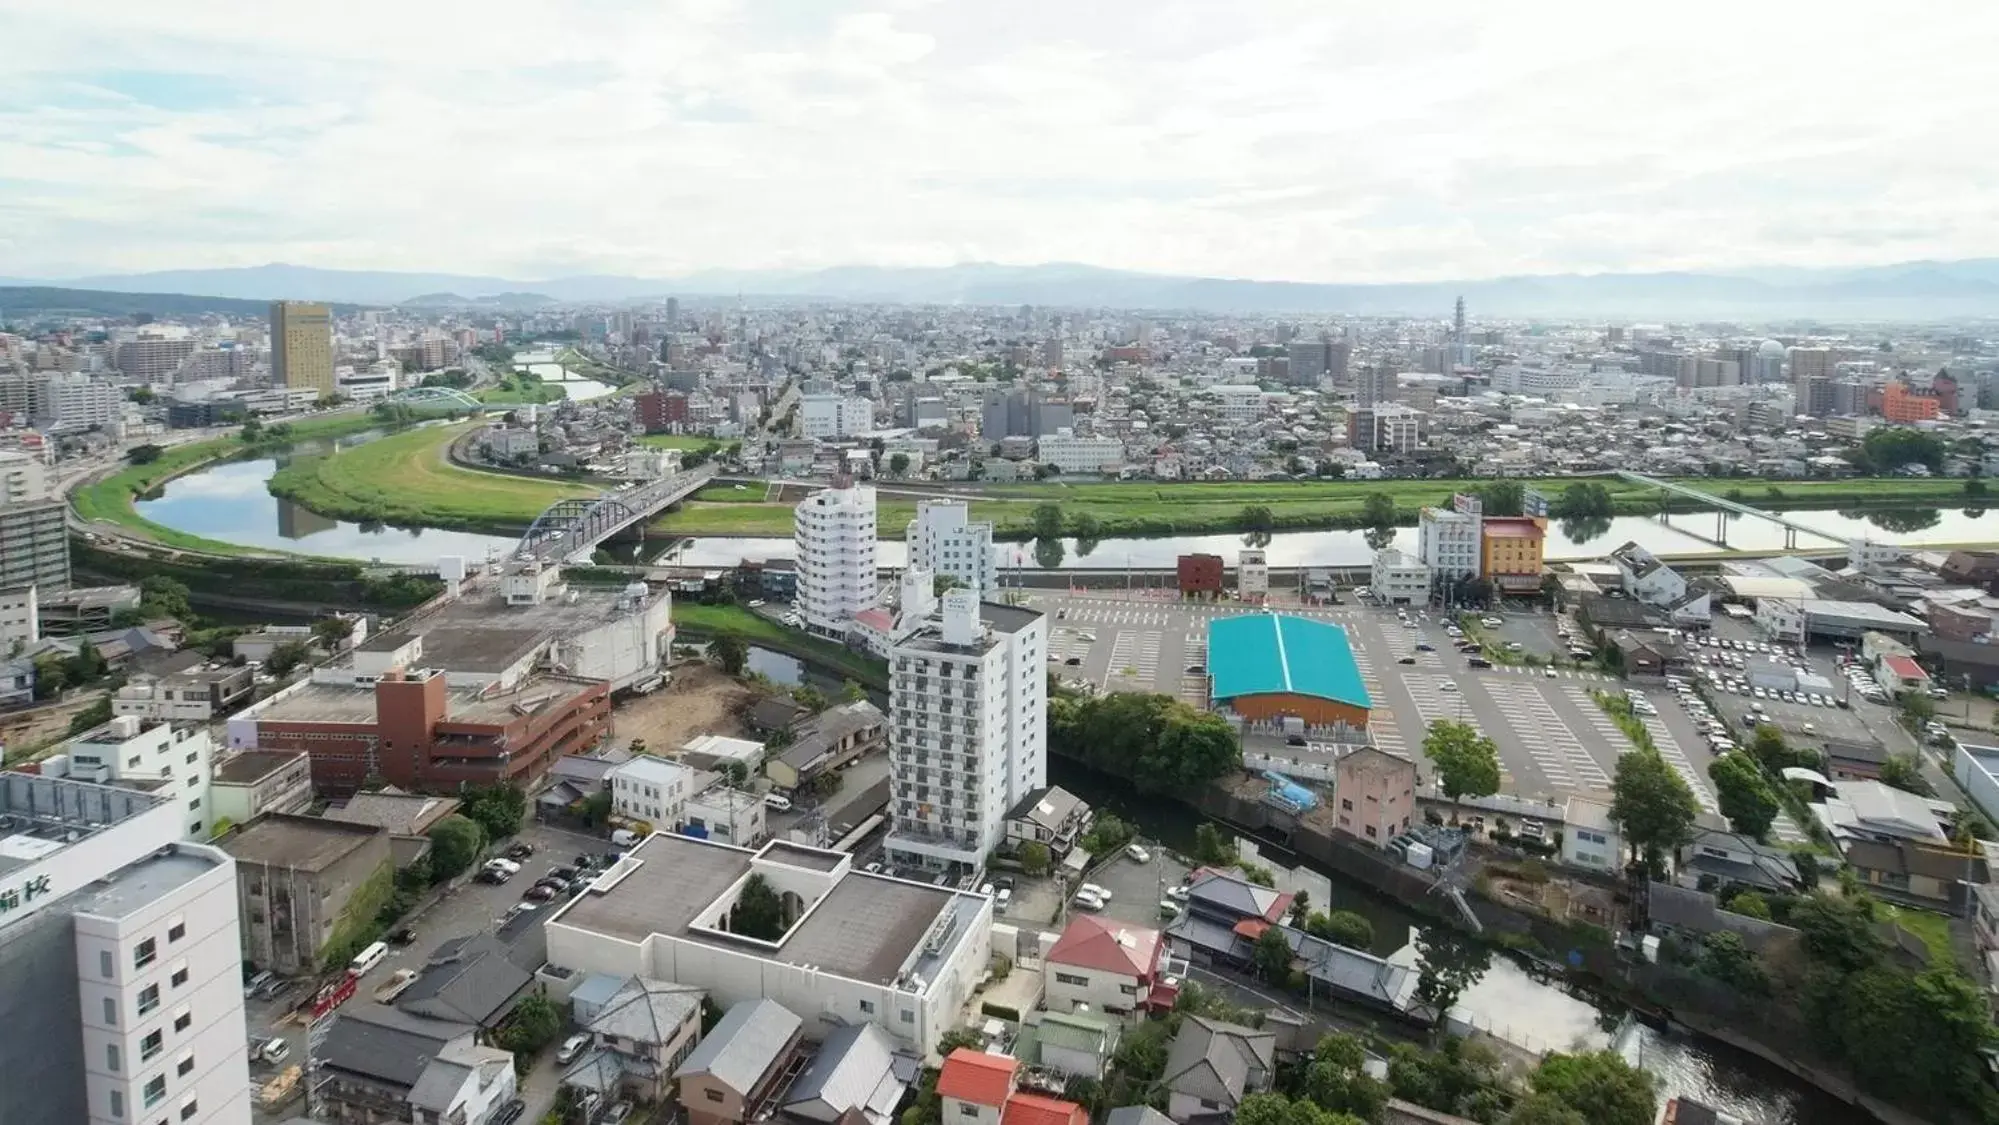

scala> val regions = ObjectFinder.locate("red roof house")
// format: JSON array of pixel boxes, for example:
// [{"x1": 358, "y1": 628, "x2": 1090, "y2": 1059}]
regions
[
  {"x1": 938, "y1": 1049, "x2": 1018, "y2": 1109},
  {"x1": 1002, "y1": 1093, "x2": 1089, "y2": 1125},
  {"x1": 1044, "y1": 914, "x2": 1177, "y2": 1013}
]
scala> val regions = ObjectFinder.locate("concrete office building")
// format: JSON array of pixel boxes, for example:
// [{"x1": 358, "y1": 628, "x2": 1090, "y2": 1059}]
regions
[
  {"x1": 1, "y1": 448, "x2": 50, "y2": 505},
  {"x1": 1035, "y1": 431, "x2": 1125, "y2": 474},
  {"x1": 907, "y1": 500, "x2": 999, "y2": 595},
  {"x1": 795, "y1": 480, "x2": 879, "y2": 640},
  {"x1": 270, "y1": 301, "x2": 335, "y2": 396},
  {"x1": 39, "y1": 372, "x2": 124, "y2": 432},
  {"x1": 0, "y1": 498, "x2": 70, "y2": 595},
  {"x1": 220, "y1": 814, "x2": 393, "y2": 974},
  {"x1": 0, "y1": 773, "x2": 251, "y2": 1125},
  {"x1": 545, "y1": 833, "x2": 992, "y2": 1053},
  {"x1": 113, "y1": 337, "x2": 197, "y2": 382},
  {"x1": 885, "y1": 593, "x2": 1048, "y2": 875},
  {"x1": 799, "y1": 394, "x2": 875, "y2": 439}
]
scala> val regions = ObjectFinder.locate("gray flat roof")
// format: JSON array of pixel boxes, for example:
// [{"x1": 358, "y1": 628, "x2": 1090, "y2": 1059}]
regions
[
  {"x1": 762, "y1": 841, "x2": 844, "y2": 872},
  {"x1": 223, "y1": 814, "x2": 384, "y2": 872},
  {"x1": 555, "y1": 831, "x2": 977, "y2": 985},
  {"x1": 359, "y1": 580, "x2": 667, "y2": 673},
  {"x1": 71, "y1": 848, "x2": 221, "y2": 920},
  {"x1": 213, "y1": 750, "x2": 307, "y2": 786}
]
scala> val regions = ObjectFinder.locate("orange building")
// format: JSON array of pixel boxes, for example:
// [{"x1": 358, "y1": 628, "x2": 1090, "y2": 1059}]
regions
[
  {"x1": 1480, "y1": 516, "x2": 1547, "y2": 594},
  {"x1": 1882, "y1": 380, "x2": 1942, "y2": 423}
]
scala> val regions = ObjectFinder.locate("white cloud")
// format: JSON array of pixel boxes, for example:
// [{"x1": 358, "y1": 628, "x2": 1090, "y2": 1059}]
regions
[{"x1": 2, "y1": 0, "x2": 1997, "y2": 281}]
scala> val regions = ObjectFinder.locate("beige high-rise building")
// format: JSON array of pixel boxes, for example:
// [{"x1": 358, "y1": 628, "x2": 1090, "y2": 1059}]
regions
[{"x1": 269, "y1": 300, "x2": 334, "y2": 395}]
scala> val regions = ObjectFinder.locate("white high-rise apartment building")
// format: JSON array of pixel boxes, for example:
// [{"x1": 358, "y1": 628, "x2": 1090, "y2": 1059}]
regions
[
  {"x1": 0, "y1": 448, "x2": 51, "y2": 504},
  {"x1": 39, "y1": 372, "x2": 124, "y2": 432},
  {"x1": 885, "y1": 591, "x2": 1048, "y2": 875},
  {"x1": 794, "y1": 480, "x2": 878, "y2": 640},
  {"x1": 798, "y1": 393, "x2": 874, "y2": 439},
  {"x1": 1418, "y1": 495, "x2": 1482, "y2": 581},
  {"x1": 0, "y1": 773, "x2": 251, "y2": 1125},
  {"x1": 906, "y1": 500, "x2": 998, "y2": 594}
]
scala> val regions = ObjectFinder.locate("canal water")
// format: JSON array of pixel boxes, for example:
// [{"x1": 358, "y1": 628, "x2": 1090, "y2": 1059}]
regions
[{"x1": 1047, "y1": 760, "x2": 1876, "y2": 1125}]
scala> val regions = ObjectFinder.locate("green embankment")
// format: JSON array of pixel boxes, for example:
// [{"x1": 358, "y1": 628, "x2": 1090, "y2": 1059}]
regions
[
  {"x1": 670, "y1": 603, "x2": 888, "y2": 688},
  {"x1": 70, "y1": 412, "x2": 391, "y2": 554},
  {"x1": 649, "y1": 475, "x2": 1984, "y2": 541},
  {"x1": 267, "y1": 423, "x2": 590, "y2": 532}
]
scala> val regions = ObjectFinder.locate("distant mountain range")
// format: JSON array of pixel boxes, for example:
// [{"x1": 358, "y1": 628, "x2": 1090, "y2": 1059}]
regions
[
  {"x1": 6, "y1": 259, "x2": 1999, "y2": 318},
  {"x1": 0, "y1": 285, "x2": 366, "y2": 320}
]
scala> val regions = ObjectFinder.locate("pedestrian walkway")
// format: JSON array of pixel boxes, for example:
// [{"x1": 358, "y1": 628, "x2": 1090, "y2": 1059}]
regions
[{"x1": 1493, "y1": 664, "x2": 1611, "y2": 682}]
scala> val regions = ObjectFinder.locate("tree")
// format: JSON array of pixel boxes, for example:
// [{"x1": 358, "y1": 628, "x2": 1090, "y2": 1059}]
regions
[
  {"x1": 30, "y1": 655, "x2": 69, "y2": 699},
  {"x1": 887, "y1": 452, "x2": 911, "y2": 477},
  {"x1": 1413, "y1": 927, "x2": 1490, "y2": 1022},
  {"x1": 1079, "y1": 812, "x2": 1134, "y2": 856},
  {"x1": 426, "y1": 815, "x2": 486, "y2": 881},
  {"x1": 1193, "y1": 823, "x2": 1238, "y2": 866},
  {"x1": 1384, "y1": 1034, "x2": 1506, "y2": 1120},
  {"x1": 1747, "y1": 723, "x2": 1815, "y2": 773},
  {"x1": 240, "y1": 417, "x2": 264, "y2": 443},
  {"x1": 1505, "y1": 1095, "x2": 1590, "y2": 1125},
  {"x1": 126, "y1": 443, "x2": 164, "y2": 465},
  {"x1": 1526, "y1": 1050, "x2": 1657, "y2": 1125},
  {"x1": 730, "y1": 873, "x2": 785, "y2": 939},
  {"x1": 1307, "y1": 910, "x2": 1374, "y2": 949},
  {"x1": 1423, "y1": 720, "x2": 1501, "y2": 816},
  {"x1": 793, "y1": 684, "x2": 828, "y2": 712},
  {"x1": 1234, "y1": 1093, "x2": 1366, "y2": 1125},
  {"x1": 496, "y1": 993, "x2": 563, "y2": 1071},
  {"x1": 66, "y1": 639, "x2": 108, "y2": 684},
  {"x1": 711, "y1": 633, "x2": 749, "y2": 675},
  {"x1": 66, "y1": 697, "x2": 113, "y2": 736},
  {"x1": 1070, "y1": 511, "x2": 1102, "y2": 541},
  {"x1": 1878, "y1": 753, "x2": 1932, "y2": 795},
  {"x1": 1855, "y1": 426, "x2": 1946, "y2": 474},
  {"x1": 1300, "y1": 1033, "x2": 1389, "y2": 1122},
  {"x1": 312, "y1": 616, "x2": 356, "y2": 648},
  {"x1": 265, "y1": 640, "x2": 312, "y2": 677},
  {"x1": 1723, "y1": 888, "x2": 1771, "y2": 920},
  {"x1": 1551, "y1": 481, "x2": 1614, "y2": 521},
  {"x1": 1475, "y1": 481, "x2": 1525, "y2": 516},
  {"x1": 1360, "y1": 492, "x2": 1397, "y2": 530},
  {"x1": 1708, "y1": 752, "x2": 1780, "y2": 840},
  {"x1": 1287, "y1": 890, "x2": 1311, "y2": 926},
  {"x1": 579, "y1": 789, "x2": 613, "y2": 827},
  {"x1": 722, "y1": 759, "x2": 751, "y2": 788},
  {"x1": 1610, "y1": 749, "x2": 1698, "y2": 869},
  {"x1": 1032, "y1": 503, "x2": 1065, "y2": 540},
  {"x1": 1241, "y1": 505, "x2": 1276, "y2": 534},
  {"x1": 463, "y1": 786, "x2": 526, "y2": 841},
  {"x1": 1252, "y1": 925, "x2": 1295, "y2": 982},
  {"x1": 1897, "y1": 691, "x2": 1936, "y2": 727},
  {"x1": 1018, "y1": 841, "x2": 1051, "y2": 876},
  {"x1": 1699, "y1": 931, "x2": 1770, "y2": 994}
]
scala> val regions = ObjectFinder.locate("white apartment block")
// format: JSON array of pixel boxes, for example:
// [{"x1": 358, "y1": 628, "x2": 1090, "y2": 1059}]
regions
[
  {"x1": 40, "y1": 372, "x2": 125, "y2": 432},
  {"x1": 0, "y1": 772, "x2": 251, "y2": 1125},
  {"x1": 682, "y1": 786, "x2": 765, "y2": 847},
  {"x1": 0, "y1": 583, "x2": 38, "y2": 649},
  {"x1": 1370, "y1": 548, "x2": 1431, "y2": 605},
  {"x1": 1418, "y1": 500, "x2": 1482, "y2": 581},
  {"x1": 50, "y1": 718, "x2": 217, "y2": 841},
  {"x1": 886, "y1": 592, "x2": 1048, "y2": 875},
  {"x1": 795, "y1": 481, "x2": 879, "y2": 640},
  {"x1": 1035, "y1": 431, "x2": 1125, "y2": 474},
  {"x1": 608, "y1": 755, "x2": 697, "y2": 829},
  {"x1": 907, "y1": 500, "x2": 999, "y2": 594},
  {"x1": 799, "y1": 394, "x2": 875, "y2": 439},
  {"x1": 1, "y1": 448, "x2": 51, "y2": 504},
  {"x1": 1208, "y1": 385, "x2": 1265, "y2": 424}
]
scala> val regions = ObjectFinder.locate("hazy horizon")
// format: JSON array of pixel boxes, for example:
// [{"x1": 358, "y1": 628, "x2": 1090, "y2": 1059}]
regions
[{"x1": 5, "y1": 1, "x2": 1998, "y2": 283}]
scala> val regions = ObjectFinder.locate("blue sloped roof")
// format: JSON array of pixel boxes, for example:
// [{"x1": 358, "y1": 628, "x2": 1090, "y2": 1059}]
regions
[{"x1": 1206, "y1": 614, "x2": 1371, "y2": 710}]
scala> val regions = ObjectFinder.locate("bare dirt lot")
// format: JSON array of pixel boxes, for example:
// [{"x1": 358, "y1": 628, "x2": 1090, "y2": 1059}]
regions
[
  {"x1": 613, "y1": 661, "x2": 759, "y2": 752},
  {"x1": 0, "y1": 693, "x2": 106, "y2": 763}
]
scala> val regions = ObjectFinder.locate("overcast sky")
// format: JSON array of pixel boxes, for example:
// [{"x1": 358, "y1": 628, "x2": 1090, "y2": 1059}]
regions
[{"x1": 3, "y1": 0, "x2": 1996, "y2": 283}]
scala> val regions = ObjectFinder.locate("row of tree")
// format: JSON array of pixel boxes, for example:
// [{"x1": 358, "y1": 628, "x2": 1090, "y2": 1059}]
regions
[{"x1": 1047, "y1": 689, "x2": 1242, "y2": 794}]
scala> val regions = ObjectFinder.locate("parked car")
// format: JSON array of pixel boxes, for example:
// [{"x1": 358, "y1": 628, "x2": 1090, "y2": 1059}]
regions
[
  {"x1": 1071, "y1": 891, "x2": 1105, "y2": 912},
  {"x1": 1080, "y1": 882, "x2": 1113, "y2": 901},
  {"x1": 1126, "y1": 844, "x2": 1152, "y2": 863},
  {"x1": 260, "y1": 1038, "x2": 291, "y2": 1065},
  {"x1": 1397, "y1": 656, "x2": 1418, "y2": 665},
  {"x1": 386, "y1": 927, "x2": 417, "y2": 946},
  {"x1": 525, "y1": 884, "x2": 558, "y2": 902},
  {"x1": 244, "y1": 970, "x2": 275, "y2": 998},
  {"x1": 490, "y1": 1100, "x2": 527, "y2": 1125},
  {"x1": 557, "y1": 1034, "x2": 591, "y2": 1065},
  {"x1": 505, "y1": 843, "x2": 535, "y2": 861}
]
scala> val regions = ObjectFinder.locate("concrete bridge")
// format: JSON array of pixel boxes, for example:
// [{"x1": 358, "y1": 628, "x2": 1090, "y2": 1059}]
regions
[
  {"x1": 1612, "y1": 470, "x2": 1848, "y2": 549},
  {"x1": 516, "y1": 465, "x2": 718, "y2": 563}
]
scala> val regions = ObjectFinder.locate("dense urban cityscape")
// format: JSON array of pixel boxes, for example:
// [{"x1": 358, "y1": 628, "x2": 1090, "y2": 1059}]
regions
[{"x1": 0, "y1": 279, "x2": 1997, "y2": 1125}]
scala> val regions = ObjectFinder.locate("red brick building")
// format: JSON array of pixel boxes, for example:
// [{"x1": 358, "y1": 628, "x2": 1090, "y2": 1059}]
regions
[
  {"x1": 242, "y1": 669, "x2": 611, "y2": 793},
  {"x1": 636, "y1": 390, "x2": 691, "y2": 433},
  {"x1": 1177, "y1": 553, "x2": 1225, "y2": 598}
]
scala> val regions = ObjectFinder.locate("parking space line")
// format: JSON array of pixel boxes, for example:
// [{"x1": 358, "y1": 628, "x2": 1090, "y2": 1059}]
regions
[{"x1": 1483, "y1": 679, "x2": 1599, "y2": 792}]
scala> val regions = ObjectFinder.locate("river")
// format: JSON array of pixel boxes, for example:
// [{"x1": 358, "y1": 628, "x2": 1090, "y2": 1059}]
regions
[
  {"x1": 133, "y1": 423, "x2": 1999, "y2": 566},
  {"x1": 1047, "y1": 760, "x2": 1874, "y2": 1125}
]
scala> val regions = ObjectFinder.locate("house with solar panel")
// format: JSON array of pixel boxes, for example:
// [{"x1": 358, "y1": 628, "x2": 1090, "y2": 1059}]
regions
[{"x1": 1203, "y1": 614, "x2": 1373, "y2": 736}]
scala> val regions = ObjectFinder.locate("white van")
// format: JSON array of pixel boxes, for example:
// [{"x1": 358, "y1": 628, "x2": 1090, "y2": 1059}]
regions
[
  {"x1": 484, "y1": 858, "x2": 521, "y2": 876},
  {"x1": 610, "y1": 828, "x2": 643, "y2": 848},
  {"x1": 763, "y1": 793, "x2": 793, "y2": 812},
  {"x1": 349, "y1": 941, "x2": 389, "y2": 977}
]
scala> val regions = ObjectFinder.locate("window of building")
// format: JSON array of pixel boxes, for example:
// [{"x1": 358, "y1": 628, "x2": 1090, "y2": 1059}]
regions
[
  {"x1": 135, "y1": 938, "x2": 157, "y2": 969},
  {"x1": 141, "y1": 1030, "x2": 163, "y2": 1060},
  {"x1": 960, "y1": 1105, "x2": 979, "y2": 1117},
  {"x1": 173, "y1": 1009, "x2": 192, "y2": 1033},
  {"x1": 101, "y1": 949, "x2": 116, "y2": 978},
  {"x1": 109, "y1": 1090, "x2": 124, "y2": 1119},
  {"x1": 1054, "y1": 972, "x2": 1089, "y2": 986},
  {"x1": 179, "y1": 1099, "x2": 198, "y2": 1121},
  {"x1": 858, "y1": 999, "x2": 875, "y2": 1015},
  {"x1": 138, "y1": 984, "x2": 160, "y2": 1015},
  {"x1": 704, "y1": 1089, "x2": 725, "y2": 1104},
  {"x1": 104, "y1": 997, "x2": 118, "y2": 1026},
  {"x1": 107, "y1": 1043, "x2": 122, "y2": 1072},
  {"x1": 177, "y1": 1053, "x2": 194, "y2": 1077},
  {"x1": 142, "y1": 1077, "x2": 165, "y2": 1108},
  {"x1": 170, "y1": 964, "x2": 189, "y2": 988}
]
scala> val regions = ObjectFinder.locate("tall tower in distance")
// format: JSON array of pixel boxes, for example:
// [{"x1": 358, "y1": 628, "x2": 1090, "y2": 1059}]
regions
[
  {"x1": 269, "y1": 300, "x2": 334, "y2": 396},
  {"x1": 1453, "y1": 295, "x2": 1467, "y2": 347}
]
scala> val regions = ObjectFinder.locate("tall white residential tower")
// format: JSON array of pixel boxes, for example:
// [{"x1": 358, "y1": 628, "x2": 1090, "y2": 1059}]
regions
[
  {"x1": 794, "y1": 479, "x2": 878, "y2": 640},
  {"x1": 885, "y1": 591, "x2": 1047, "y2": 875},
  {"x1": 906, "y1": 500, "x2": 999, "y2": 595}
]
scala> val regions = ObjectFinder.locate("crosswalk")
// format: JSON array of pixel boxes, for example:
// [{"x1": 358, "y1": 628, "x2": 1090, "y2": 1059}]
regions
[
  {"x1": 1487, "y1": 680, "x2": 1610, "y2": 794},
  {"x1": 1037, "y1": 600, "x2": 1360, "y2": 629},
  {"x1": 1490, "y1": 664, "x2": 1613, "y2": 683},
  {"x1": 1049, "y1": 627, "x2": 1094, "y2": 661},
  {"x1": 1351, "y1": 650, "x2": 1409, "y2": 760}
]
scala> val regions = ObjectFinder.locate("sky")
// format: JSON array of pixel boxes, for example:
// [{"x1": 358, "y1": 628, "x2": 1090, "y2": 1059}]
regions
[{"x1": 3, "y1": 0, "x2": 1998, "y2": 284}]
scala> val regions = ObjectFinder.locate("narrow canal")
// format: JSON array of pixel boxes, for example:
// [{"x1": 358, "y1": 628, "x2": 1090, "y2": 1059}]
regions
[{"x1": 1047, "y1": 760, "x2": 1876, "y2": 1125}]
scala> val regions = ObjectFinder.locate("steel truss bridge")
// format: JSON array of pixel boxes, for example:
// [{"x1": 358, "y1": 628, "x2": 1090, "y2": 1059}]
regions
[
  {"x1": 516, "y1": 465, "x2": 718, "y2": 563},
  {"x1": 386, "y1": 386, "x2": 483, "y2": 411}
]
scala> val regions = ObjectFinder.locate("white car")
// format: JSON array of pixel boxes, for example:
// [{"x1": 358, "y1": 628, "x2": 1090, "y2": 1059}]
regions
[
  {"x1": 1080, "y1": 882, "x2": 1112, "y2": 901},
  {"x1": 1440, "y1": 681, "x2": 1459, "y2": 693},
  {"x1": 557, "y1": 1034, "x2": 590, "y2": 1065},
  {"x1": 1126, "y1": 844, "x2": 1152, "y2": 863},
  {"x1": 1071, "y1": 892, "x2": 1105, "y2": 912}
]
